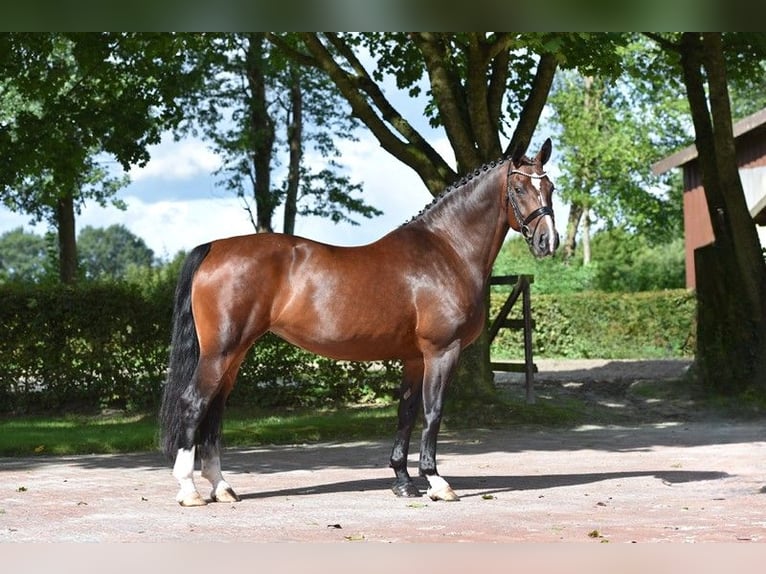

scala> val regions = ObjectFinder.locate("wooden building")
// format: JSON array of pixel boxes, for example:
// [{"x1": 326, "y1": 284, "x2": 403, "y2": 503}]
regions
[{"x1": 652, "y1": 108, "x2": 766, "y2": 288}]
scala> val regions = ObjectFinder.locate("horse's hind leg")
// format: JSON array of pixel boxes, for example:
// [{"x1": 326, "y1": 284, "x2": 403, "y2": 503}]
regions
[
  {"x1": 198, "y1": 387, "x2": 240, "y2": 503},
  {"x1": 171, "y1": 353, "x2": 245, "y2": 506},
  {"x1": 389, "y1": 359, "x2": 424, "y2": 497}
]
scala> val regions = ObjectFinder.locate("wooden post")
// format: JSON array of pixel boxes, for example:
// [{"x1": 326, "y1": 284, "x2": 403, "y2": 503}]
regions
[
  {"x1": 521, "y1": 277, "x2": 535, "y2": 404},
  {"x1": 488, "y1": 275, "x2": 537, "y2": 404}
]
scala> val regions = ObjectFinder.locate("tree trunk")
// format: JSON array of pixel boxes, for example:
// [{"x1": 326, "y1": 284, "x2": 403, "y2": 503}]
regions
[
  {"x1": 452, "y1": 52, "x2": 557, "y2": 400},
  {"x1": 581, "y1": 206, "x2": 591, "y2": 266},
  {"x1": 449, "y1": 291, "x2": 497, "y2": 402},
  {"x1": 679, "y1": 32, "x2": 766, "y2": 392},
  {"x1": 283, "y1": 69, "x2": 302, "y2": 235},
  {"x1": 246, "y1": 33, "x2": 276, "y2": 233},
  {"x1": 563, "y1": 202, "x2": 584, "y2": 260},
  {"x1": 56, "y1": 193, "x2": 78, "y2": 284}
]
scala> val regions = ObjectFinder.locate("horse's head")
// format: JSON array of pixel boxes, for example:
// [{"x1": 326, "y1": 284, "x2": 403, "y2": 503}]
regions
[{"x1": 506, "y1": 138, "x2": 559, "y2": 258}]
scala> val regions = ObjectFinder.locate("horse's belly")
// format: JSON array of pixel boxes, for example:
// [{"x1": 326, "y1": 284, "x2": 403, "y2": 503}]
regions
[{"x1": 270, "y1": 324, "x2": 413, "y2": 362}]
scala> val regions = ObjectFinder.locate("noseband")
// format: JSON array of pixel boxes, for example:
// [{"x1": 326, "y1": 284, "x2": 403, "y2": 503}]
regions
[{"x1": 506, "y1": 168, "x2": 554, "y2": 243}]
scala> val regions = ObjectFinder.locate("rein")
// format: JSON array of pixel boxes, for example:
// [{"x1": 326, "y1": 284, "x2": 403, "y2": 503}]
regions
[{"x1": 506, "y1": 167, "x2": 553, "y2": 244}]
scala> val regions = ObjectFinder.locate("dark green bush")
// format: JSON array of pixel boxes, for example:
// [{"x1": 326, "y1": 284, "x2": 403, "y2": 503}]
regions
[{"x1": 0, "y1": 282, "x2": 172, "y2": 413}]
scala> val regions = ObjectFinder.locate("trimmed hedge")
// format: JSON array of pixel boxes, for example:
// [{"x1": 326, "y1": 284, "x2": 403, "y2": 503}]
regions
[
  {"x1": 0, "y1": 282, "x2": 172, "y2": 413},
  {"x1": 490, "y1": 288, "x2": 696, "y2": 360},
  {"x1": 0, "y1": 282, "x2": 695, "y2": 414},
  {"x1": 0, "y1": 282, "x2": 398, "y2": 414}
]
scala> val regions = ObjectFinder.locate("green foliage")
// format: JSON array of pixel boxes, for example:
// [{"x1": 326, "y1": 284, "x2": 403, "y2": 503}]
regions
[
  {"x1": 0, "y1": 281, "x2": 172, "y2": 414},
  {"x1": 588, "y1": 229, "x2": 685, "y2": 292},
  {"x1": 491, "y1": 289, "x2": 696, "y2": 360},
  {"x1": 494, "y1": 230, "x2": 685, "y2": 294},
  {"x1": 234, "y1": 334, "x2": 398, "y2": 408},
  {"x1": 0, "y1": 227, "x2": 49, "y2": 283},
  {"x1": 0, "y1": 272, "x2": 696, "y2": 415},
  {"x1": 547, "y1": 57, "x2": 686, "y2": 242},
  {"x1": 78, "y1": 224, "x2": 155, "y2": 280},
  {"x1": 493, "y1": 237, "x2": 597, "y2": 294},
  {"x1": 0, "y1": 33, "x2": 200, "y2": 219},
  {"x1": 183, "y1": 33, "x2": 380, "y2": 233}
]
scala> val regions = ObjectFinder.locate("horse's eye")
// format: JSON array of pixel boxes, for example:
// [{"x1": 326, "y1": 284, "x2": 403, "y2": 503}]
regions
[{"x1": 515, "y1": 185, "x2": 525, "y2": 195}]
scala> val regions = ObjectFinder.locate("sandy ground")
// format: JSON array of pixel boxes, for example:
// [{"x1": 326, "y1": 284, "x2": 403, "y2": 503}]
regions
[{"x1": 2, "y1": 358, "x2": 765, "y2": 543}]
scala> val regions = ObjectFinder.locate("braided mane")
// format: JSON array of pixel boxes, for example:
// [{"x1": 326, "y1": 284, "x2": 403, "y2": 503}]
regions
[{"x1": 402, "y1": 155, "x2": 523, "y2": 227}]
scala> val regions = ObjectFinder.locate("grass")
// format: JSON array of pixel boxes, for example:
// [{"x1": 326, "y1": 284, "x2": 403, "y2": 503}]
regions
[
  {"x1": 0, "y1": 412, "x2": 158, "y2": 457},
  {"x1": 3, "y1": 380, "x2": 765, "y2": 458},
  {"x1": 0, "y1": 393, "x2": 596, "y2": 458},
  {"x1": 0, "y1": 404, "x2": 399, "y2": 458}
]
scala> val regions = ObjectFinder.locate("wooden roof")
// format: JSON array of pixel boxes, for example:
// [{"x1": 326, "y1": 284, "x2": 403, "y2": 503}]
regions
[{"x1": 651, "y1": 107, "x2": 766, "y2": 176}]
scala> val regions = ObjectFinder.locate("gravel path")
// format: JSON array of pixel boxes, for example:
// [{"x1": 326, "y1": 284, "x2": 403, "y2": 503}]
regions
[{"x1": 3, "y1": 358, "x2": 765, "y2": 543}]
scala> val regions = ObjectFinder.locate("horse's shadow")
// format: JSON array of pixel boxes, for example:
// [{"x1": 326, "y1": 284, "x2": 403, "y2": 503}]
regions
[{"x1": 237, "y1": 469, "x2": 730, "y2": 501}]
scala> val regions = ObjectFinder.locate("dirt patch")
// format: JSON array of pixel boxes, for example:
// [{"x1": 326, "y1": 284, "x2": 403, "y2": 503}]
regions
[
  {"x1": 2, "y1": 358, "x2": 765, "y2": 543},
  {"x1": 495, "y1": 358, "x2": 700, "y2": 421}
]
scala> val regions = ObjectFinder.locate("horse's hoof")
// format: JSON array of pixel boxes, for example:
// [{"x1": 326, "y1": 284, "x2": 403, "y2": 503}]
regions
[
  {"x1": 212, "y1": 487, "x2": 241, "y2": 503},
  {"x1": 427, "y1": 486, "x2": 460, "y2": 502},
  {"x1": 178, "y1": 492, "x2": 208, "y2": 507},
  {"x1": 391, "y1": 480, "x2": 422, "y2": 498}
]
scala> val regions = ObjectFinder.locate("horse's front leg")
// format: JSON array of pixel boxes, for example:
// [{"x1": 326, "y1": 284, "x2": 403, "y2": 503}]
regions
[
  {"x1": 389, "y1": 359, "x2": 424, "y2": 497},
  {"x1": 419, "y1": 343, "x2": 461, "y2": 502}
]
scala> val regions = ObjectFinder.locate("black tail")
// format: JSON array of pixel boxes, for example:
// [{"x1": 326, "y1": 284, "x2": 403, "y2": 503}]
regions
[{"x1": 159, "y1": 242, "x2": 212, "y2": 461}]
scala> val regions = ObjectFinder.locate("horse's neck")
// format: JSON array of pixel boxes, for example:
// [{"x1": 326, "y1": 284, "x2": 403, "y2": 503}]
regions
[{"x1": 417, "y1": 171, "x2": 509, "y2": 286}]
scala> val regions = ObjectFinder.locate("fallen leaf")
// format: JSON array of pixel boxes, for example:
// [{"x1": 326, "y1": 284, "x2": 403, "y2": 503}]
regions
[
  {"x1": 344, "y1": 533, "x2": 366, "y2": 541},
  {"x1": 327, "y1": 524, "x2": 342, "y2": 529},
  {"x1": 407, "y1": 502, "x2": 427, "y2": 508},
  {"x1": 481, "y1": 494, "x2": 496, "y2": 500},
  {"x1": 16, "y1": 486, "x2": 27, "y2": 493}
]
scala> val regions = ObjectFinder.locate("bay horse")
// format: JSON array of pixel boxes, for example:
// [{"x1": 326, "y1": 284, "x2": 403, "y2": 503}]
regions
[{"x1": 159, "y1": 138, "x2": 558, "y2": 506}]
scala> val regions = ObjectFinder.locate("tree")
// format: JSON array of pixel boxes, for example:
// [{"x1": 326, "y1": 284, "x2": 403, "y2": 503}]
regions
[
  {"x1": 0, "y1": 33, "x2": 203, "y2": 283},
  {"x1": 183, "y1": 33, "x2": 380, "y2": 235},
  {"x1": 0, "y1": 227, "x2": 49, "y2": 283},
  {"x1": 548, "y1": 41, "x2": 688, "y2": 262},
  {"x1": 78, "y1": 224, "x2": 155, "y2": 280},
  {"x1": 270, "y1": 32, "x2": 626, "y2": 398},
  {"x1": 647, "y1": 32, "x2": 766, "y2": 391}
]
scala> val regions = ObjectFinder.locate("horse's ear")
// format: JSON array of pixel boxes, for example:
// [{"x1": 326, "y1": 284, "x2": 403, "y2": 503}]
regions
[
  {"x1": 537, "y1": 138, "x2": 552, "y2": 166},
  {"x1": 511, "y1": 140, "x2": 527, "y2": 166}
]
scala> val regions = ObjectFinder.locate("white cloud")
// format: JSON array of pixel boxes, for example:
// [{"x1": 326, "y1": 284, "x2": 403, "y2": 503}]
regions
[
  {"x1": 76, "y1": 196, "x2": 256, "y2": 259},
  {"x1": 128, "y1": 135, "x2": 222, "y2": 183}
]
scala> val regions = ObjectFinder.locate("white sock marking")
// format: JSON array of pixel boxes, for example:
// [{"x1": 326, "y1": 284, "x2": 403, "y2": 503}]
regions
[
  {"x1": 426, "y1": 474, "x2": 450, "y2": 492},
  {"x1": 172, "y1": 447, "x2": 198, "y2": 502}
]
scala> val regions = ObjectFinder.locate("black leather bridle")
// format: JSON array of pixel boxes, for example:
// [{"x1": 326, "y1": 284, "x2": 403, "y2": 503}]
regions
[{"x1": 506, "y1": 167, "x2": 554, "y2": 244}]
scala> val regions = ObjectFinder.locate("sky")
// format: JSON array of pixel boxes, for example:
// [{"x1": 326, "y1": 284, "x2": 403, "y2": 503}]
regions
[{"x1": 0, "y1": 131, "x2": 446, "y2": 260}]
